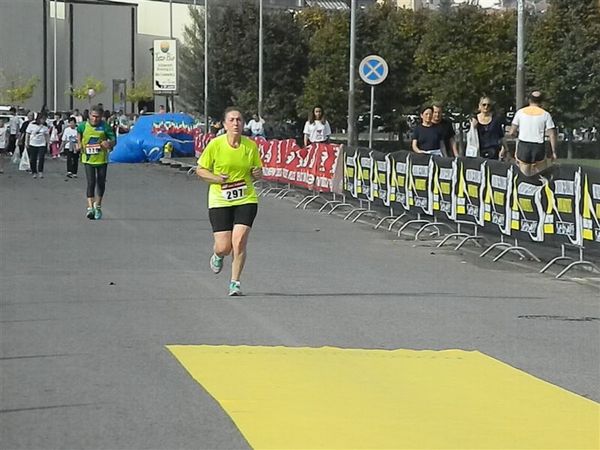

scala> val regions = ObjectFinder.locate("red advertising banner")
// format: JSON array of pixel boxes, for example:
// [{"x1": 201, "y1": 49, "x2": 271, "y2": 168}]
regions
[{"x1": 194, "y1": 133, "x2": 342, "y2": 193}]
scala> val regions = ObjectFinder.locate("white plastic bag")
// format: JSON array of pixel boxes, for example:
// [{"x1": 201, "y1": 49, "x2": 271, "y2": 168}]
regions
[
  {"x1": 465, "y1": 125, "x2": 479, "y2": 157},
  {"x1": 11, "y1": 148, "x2": 21, "y2": 164},
  {"x1": 19, "y1": 148, "x2": 30, "y2": 171}
]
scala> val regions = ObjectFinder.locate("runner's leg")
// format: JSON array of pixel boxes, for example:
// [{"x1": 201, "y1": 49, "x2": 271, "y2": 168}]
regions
[
  {"x1": 231, "y1": 224, "x2": 251, "y2": 282},
  {"x1": 213, "y1": 231, "x2": 233, "y2": 257},
  {"x1": 85, "y1": 164, "x2": 96, "y2": 208},
  {"x1": 95, "y1": 164, "x2": 108, "y2": 207}
]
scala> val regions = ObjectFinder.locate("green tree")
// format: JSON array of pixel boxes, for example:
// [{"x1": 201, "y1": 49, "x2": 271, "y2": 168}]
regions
[
  {"x1": 528, "y1": 0, "x2": 600, "y2": 131},
  {"x1": 357, "y1": 2, "x2": 425, "y2": 132},
  {"x1": 127, "y1": 78, "x2": 154, "y2": 107},
  {"x1": 414, "y1": 6, "x2": 517, "y2": 117},
  {"x1": 0, "y1": 74, "x2": 39, "y2": 106},
  {"x1": 180, "y1": 1, "x2": 307, "y2": 123},
  {"x1": 298, "y1": 9, "x2": 350, "y2": 129},
  {"x1": 70, "y1": 76, "x2": 106, "y2": 105}
]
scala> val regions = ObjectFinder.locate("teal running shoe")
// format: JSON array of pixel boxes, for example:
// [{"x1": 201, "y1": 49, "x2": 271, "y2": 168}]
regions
[
  {"x1": 228, "y1": 281, "x2": 242, "y2": 296},
  {"x1": 210, "y1": 253, "x2": 224, "y2": 274},
  {"x1": 86, "y1": 207, "x2": 95, "y2": 220},
  {"x1": 94, "y1": 206, "x2": 102, "y2": 220}
]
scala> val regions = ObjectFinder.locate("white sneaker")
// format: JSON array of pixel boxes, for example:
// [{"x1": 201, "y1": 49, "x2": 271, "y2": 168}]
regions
[
  {"x1": 32, "y1": 173, "x2": 37, "y2": 179},
  {"x1": 38, "y1": 172, "x2": 44, "y2": 179}
]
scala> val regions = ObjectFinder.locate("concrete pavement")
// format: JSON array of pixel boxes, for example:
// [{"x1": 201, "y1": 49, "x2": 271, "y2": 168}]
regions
[{"x1": 1, "y1": 156, "x2": 598, "y2": 449}]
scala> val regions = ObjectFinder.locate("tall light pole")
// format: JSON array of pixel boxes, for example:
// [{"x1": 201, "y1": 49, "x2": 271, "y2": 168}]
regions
[
  {"x1": 53, "y1": 0, "x2": 57, "y2": 112},
  {"x1": 258, "y1": 0, "x2": 263, "y2": 118},
  {"x1": 204, "y1": 0, "x2": 209, "y2": 133},
  {"x1": 169, "y1": 0, "x2": 175, "y2": 112},
  {"x1": 516, "y1": 0, "x2": 525, "y2": 109},
  {"x1": 347, "y1": 0, "x2": 357, "y2": 146}
]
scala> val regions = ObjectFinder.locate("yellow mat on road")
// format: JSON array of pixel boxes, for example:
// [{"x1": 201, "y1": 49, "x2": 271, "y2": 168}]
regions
[{"x1": 167, "y1": 345, "x2": 599, "y2": 449}]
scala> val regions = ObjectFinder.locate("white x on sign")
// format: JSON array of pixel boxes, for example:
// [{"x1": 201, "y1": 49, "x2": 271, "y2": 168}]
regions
[{"x1": 359, "y1": 55, "x2": 388, "y2": 86}]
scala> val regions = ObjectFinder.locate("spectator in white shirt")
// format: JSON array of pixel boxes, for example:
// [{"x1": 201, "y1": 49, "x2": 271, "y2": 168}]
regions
[
  {"x1": 7, "y1": 107, "x2": 21, "y2": 156},
  {"x1": 303, "y1": 105, "x2": 331, "y2": 147},
  {"x1": 509, "y1": 91, "x2": 557, "y2": 176},
  {"x1": 246, "y1": 113, "x2": 265, "y2": 137},
  {"x1": 0, "y1": 119, "x2": 7, "y2": 174},
  {"x1": 25, "y1": 112, "x2": 50, "y2": 179}
]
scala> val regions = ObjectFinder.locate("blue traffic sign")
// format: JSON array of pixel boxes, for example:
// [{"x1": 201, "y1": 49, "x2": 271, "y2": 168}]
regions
[{"x1": 359, "y1": 55, "x2": 388, "y2": 86}]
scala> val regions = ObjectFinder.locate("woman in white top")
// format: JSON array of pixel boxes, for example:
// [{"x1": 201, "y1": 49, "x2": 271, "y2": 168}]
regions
[
  {"x1": 61, "y1": 117, "x2": 79, "y2": 177},
  {"x1": 509, "y1": 91, "x2": 557, "y2": 176},
  {"x1": 25, "y1": 112, "x2": 50, "y2": 179},
  {"x1": 303, "y1": 105, "x2": 331, "y2": 147}
]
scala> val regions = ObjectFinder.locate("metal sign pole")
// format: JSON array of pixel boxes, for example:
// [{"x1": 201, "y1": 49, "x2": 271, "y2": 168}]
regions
[
  {"x1": 359, "y1": 55, "x2": 388, "y2": 149},
  {"x1": 369, "y1": 85, "x2": 375, "y2": 148}
]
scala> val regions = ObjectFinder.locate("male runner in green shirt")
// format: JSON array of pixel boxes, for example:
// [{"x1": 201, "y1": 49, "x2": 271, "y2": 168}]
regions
[{"x1": 77, "y1": 104, "x2": 115, "y2": 220}]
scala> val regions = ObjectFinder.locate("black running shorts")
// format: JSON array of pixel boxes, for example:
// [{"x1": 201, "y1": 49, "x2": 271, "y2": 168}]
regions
[
  {"x1": 516, "y1": 140, "x2": 547, "y2": 163},
  {"x1": 208, "y1": 203, "x2": 258, "y2": 232}
]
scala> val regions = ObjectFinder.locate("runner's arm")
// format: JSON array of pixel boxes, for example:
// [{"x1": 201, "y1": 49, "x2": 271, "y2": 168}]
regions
[
  {"x1": 548, "y1": 128, "x2": 558, "y2": 160},
  {"x1": 101, "y1": 123, "x2": 116, "y2": 150},
  {"x1": 196, "y1": 167, "x2": 228, "y2": 184}
]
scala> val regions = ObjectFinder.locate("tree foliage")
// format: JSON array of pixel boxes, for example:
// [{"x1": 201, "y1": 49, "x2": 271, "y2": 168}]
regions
[
  {"x1": 528, "y1": 0, "x2": 600, "y2": 128},
  {"x1": 71, "y1": 76, "x2": 106, "y2": 101},
  {"x1": 180, "y1": 1, "x2": 307, "y2": 122},
  {"x1": 0, "y1": 74, "x2": 39, "y2": 106},
  {"x1": 127, "y1": 78, "x2": 154, "y2": 104},
  {"x1": 178, "y1": 0, "x2": 599, "y2": 133}
]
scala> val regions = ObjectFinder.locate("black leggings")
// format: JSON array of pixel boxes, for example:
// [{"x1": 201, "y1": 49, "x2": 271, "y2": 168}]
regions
[{"x1": 85, "y1": 164, "x2": 108, "y2": 198}]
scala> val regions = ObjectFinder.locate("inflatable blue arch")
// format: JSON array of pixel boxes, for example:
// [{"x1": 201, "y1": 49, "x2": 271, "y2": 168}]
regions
[{"x1": 110, "y1": 113, "x2": 197, "y2": 163}]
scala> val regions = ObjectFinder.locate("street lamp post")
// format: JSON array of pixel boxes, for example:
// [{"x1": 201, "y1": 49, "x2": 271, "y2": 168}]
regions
[
  {"x1": 258, "y1": 0, "x2": 263, "y2": 118},
  {"x1": 204, "y1": 0, "x2": 208, "y2": 133},
  {"x1": 169, "y1": 0, "x2": 175, "y2": 112},
  {"x1": 53, "y1": 0, "x2": 58, "y2": 113},
  {"x1": 516, "y1": 0, "x2": 525, "y2": 109},
  {"x1": 347, "y1": 0, "x2": 357, "y2": 147}
]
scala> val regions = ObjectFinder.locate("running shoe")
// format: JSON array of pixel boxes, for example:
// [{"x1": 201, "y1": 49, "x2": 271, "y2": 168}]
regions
[
  {"x1": 228, "y1": 281, "x2": 242, "y2": 296},
  {"x1": 94, "y1": 206, "x2": 102, "y2": 220},
  {"x1": 32, "y1": 173, "x2": 37, "y2": 179},
  {"x1": 86, "y1": 207, "x2": 95, "y2": 220},
  {"x1": 72, "y1": 173, "x2": 78, "y2": 178},
  {"x1": 38, "y1": 172, "x2": 44, "y2": 179},
  {"x1": 66, "y1": 172, "x2": 72, "y2": 178},
  {"x1": 210, "y1": 253, "x2": 224, "y2": 274}
]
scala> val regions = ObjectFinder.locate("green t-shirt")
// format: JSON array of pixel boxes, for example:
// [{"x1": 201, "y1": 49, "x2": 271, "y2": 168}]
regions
[
  {"x1": 77, "y1": 120, "x2": 115, "y2": 165},
  {"x1": 198, "y1": 135, "x2": 262, "y2": 209}
]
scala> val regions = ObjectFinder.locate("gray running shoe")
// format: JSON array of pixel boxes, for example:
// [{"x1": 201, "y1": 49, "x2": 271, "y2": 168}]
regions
[
  {"x1": 228, "y1": 281, "x2": 242, "y2": 296},
  {"x1": 210, "y1": 253, "x2": 224, "y2": 274}
]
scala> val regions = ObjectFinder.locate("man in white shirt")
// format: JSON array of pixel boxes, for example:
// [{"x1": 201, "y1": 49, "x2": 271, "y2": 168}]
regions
[{"x1": 509, "y1": 91, "x2": 557, "y2": 176}]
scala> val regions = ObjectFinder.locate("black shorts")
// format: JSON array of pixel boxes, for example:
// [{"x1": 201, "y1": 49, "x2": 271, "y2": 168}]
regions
[
  {"x1": 516, "y1": 141, "x2": 546, "y2": 163},
  {"x1": 209, "y1": 203, "x2": 258, "y2": 232}
]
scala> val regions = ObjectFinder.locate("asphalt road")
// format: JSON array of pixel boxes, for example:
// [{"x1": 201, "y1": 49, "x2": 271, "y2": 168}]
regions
[{"x1": 1, "y1": 157, "x2": 598, "y2": 449}]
